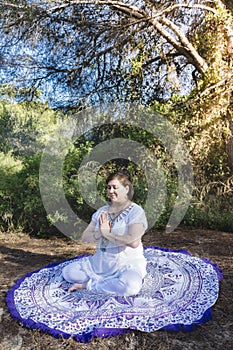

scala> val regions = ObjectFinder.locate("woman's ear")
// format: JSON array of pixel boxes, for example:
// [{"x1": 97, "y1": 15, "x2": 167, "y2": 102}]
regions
[{"x1": 125, "y1": 185, "x2": 129, "y2": 195}]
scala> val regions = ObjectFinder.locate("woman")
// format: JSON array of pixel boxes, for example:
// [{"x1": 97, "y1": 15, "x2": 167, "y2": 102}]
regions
[{"x1": 62, "y1": 172, "x2": 148, "y2": 296}]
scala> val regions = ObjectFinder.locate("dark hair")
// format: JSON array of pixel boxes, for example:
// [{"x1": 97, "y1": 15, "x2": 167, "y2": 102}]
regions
[{"x1": 106, "y1": 172, "x2": 134, "y2": 200}]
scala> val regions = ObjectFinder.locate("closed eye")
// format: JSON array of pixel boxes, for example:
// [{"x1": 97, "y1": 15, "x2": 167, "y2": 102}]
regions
[{"x1": 107, "y1": 185, "x2": 118, "y2": 190}]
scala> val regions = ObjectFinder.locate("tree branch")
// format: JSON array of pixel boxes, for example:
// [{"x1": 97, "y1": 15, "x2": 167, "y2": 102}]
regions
[
  {"x1": 46, "y1": 0, "x2": 209, "y2": 74},
  {"x1": 158, "y1": 17, "x2": 208, "y2": 73},
  {"x1": 155, "y1": 3, "x2": 218, "y2": 17}
]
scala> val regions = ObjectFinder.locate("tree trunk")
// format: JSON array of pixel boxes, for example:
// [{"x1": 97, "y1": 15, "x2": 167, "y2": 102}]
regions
[{"x1": 226, "y1": 108, "x2": 233, "y2": 172}]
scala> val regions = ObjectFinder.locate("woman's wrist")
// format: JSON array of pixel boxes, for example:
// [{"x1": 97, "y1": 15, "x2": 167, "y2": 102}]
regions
[
  {"x1": 100, "y1": 229, "x2": 111, "y2": 239},
  {"x1": 93, "y1": 231, "x2": 100, "y2": 240}
]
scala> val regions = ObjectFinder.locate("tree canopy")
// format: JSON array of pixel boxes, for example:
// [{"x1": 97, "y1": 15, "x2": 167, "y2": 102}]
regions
[
  {"x1": 0, "y1": 1, "x2": 232, "y2": 178},
  {"x1": 0, "y1": 1, "x2": 232, "y2": 235},
  {"x1": 0, "y1": 0, "x2": 232, "y2": 107},
  {"x1": 1, "y1": 1, "x2": 232, "y2": 170}
]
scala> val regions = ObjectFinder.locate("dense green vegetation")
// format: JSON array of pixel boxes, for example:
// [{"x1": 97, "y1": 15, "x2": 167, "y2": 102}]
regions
[{"x1": 0, "y1": 94, "x2": 232, "y2": 237}]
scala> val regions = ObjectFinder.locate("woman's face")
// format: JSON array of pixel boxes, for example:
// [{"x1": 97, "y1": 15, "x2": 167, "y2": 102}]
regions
[{"x1": 107, "y1": 179, "x2": 129, "y2": 203}]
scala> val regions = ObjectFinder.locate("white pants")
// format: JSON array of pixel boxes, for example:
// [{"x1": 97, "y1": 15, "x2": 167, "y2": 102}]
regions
[{"x1": 62, "y1": 261, "x2": 143, "y2": 296}]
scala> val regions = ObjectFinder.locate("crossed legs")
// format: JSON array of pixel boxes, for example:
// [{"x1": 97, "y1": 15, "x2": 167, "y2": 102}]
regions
[{"x1": 62, "y1": 261, "x2": 143, "y2": 296}]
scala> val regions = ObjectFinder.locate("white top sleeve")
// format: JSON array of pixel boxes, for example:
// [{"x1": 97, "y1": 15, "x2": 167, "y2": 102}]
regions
[{"x1": 126, "y1": 204, "x2": 148, "y2": 230}]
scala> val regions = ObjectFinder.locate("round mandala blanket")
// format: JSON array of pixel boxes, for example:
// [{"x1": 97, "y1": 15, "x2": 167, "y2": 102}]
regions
[{"x1": 6, "y1": 247, "x2": 222, "y2": 343}]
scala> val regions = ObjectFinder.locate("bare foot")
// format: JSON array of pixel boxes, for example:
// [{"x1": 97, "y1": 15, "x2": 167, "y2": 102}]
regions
[{"x1": 68, "y1": 283, "x2": 86, "y2": 293}]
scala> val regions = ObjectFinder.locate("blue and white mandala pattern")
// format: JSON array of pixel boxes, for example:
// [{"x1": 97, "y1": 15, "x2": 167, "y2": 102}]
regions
[{"x1": 6, "y1": 247, "x2": 222, "y2": 343}]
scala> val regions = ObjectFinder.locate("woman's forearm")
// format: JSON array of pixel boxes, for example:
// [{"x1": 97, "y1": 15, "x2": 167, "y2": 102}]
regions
[
  {"x1": 103, "y1": 231, "x2": 141, "y2": 247},
  {"x1": 81, "y1": 230, "x2": 101, "y2": 242},
  {"x1": 81, "y1": 222, "x2": 102, "y2": 242},
  {"x1": 103, "y1": 223, "x2": 145, "y2": 248}
]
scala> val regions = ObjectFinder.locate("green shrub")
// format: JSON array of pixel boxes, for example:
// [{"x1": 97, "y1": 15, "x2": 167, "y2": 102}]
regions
[
  {"x1": 1, "y1": 100, "x2": 232, "y2": 237},
  {"x1": 0, "y1": 152, "x2": 23, "y2": 231},
  {"x1": 0, "y1": 153, "x2": 53, "y2": 235},
  {"x1": 183, "y1": 194, "x2": 233, "y2": 232}
]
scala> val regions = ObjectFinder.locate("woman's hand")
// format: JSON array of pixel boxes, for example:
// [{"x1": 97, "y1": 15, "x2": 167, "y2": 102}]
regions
[{"x1": 99, "y1": 212, "x2": 111, "y2": 237}]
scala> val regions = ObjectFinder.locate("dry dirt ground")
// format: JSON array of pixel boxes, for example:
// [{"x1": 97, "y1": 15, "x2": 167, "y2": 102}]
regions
[{"x1": 0, "y1": 227, "x2": 233, "y2": 350}]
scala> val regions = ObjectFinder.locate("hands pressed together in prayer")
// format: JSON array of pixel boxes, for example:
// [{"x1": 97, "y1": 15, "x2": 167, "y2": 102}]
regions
[{"x1": 98, "y1": 211, "x2": 142, "y2": 249}]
